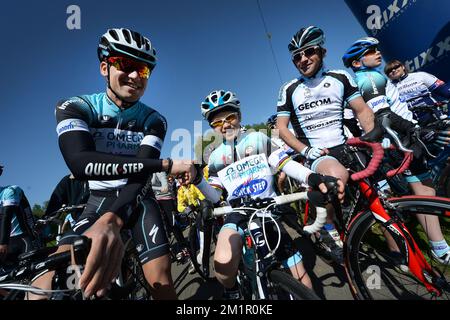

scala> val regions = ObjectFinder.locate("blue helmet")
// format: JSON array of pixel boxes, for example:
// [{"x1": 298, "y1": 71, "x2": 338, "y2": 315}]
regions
[
  {"x1": 288, "y1": 26, "x2": 325, "y2": 57},
  {"x1": 201, "y1": 90, "x2": 241, "y2": 121},
  {"x1": 266, "y1": 114, "x2": 277, "y2": 127},
  {"x1": 342, "y1": 37, "x2": 379, "y2": 68}
]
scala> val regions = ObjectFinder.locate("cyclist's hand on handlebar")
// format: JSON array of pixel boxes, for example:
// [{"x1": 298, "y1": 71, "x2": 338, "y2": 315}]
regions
[
  {"x1": 307, "y1": 173, "x2": 344, "y2": 202},
  {"x1": 301, "y1": 146, "x2": 328, "y2": 160},
  {"x1": 79, "y1": 212, "x2": 125, "y2": 298}
]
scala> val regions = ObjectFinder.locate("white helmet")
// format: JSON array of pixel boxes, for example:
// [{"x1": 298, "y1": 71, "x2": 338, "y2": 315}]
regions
[
  {"x1": 98, "y1": 28, "x2": 157, "y2": 68},
  {"x1": 201, "y1": 90, "x2": 241, "y2": 121}
]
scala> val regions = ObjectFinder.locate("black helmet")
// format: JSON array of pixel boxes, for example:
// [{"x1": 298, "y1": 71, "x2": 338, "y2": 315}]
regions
[{"x1": 288, "y1": 26, "x2": 325, "y2": 57}]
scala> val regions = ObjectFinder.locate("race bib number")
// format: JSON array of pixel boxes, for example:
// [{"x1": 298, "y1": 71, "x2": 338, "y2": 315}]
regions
[{"x1": 218, "y1": 154, "x2": 276, "y2": 200}]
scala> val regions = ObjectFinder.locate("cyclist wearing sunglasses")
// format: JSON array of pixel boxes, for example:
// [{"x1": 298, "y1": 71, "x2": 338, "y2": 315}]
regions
[
  {"x1": 30, "y1": 28, "x2": 196, "y2": 300},
  {"x1": 384, "y1": 59, "x2": 449, "y2": 122},
  {"x1": 276, "y1": 26, "x2": 376, "y2": 262},
  {"x1": 191, "y1": 89, "x2": 344, "y2": 299},
  {"x1": 343, "y1": 37, "x2": 450, "y2": 265}
]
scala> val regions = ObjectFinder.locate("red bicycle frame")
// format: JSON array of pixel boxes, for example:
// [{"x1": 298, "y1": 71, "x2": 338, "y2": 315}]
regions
[{"x1": 345, "y1": 180, "x2": 443, "y2": 296}]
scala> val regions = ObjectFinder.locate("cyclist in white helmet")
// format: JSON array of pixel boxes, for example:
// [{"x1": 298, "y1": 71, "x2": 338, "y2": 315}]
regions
[{"x1": 193, "y1": 89, "x2": 344, "y2": 299}]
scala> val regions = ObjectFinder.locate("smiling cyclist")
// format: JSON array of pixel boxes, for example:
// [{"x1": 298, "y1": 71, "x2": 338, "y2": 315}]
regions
[
  {"x1": 29, "y1": 28, "x2": 195, "y2": 300},
  {"x1": 189, "y1": 89, "x2": 344, "y2": 299}
]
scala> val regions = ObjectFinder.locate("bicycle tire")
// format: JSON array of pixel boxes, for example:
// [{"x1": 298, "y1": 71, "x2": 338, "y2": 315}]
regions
[
  {"x1": 187, "y1": 223, "x2": 209, "y2": 280},
  {"x1": 345, "y1": 209, "x2": 450, "y2": 300},
  {"x1": 112, "y1": 241, "x2": 152, "y2": 300},
  {"x1": 266, "y1": 269, "x2": 320, "y2": 300}
]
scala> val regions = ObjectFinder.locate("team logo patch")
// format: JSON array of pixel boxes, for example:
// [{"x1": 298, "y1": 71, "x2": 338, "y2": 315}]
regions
[
  {"x1": 127, "y1": 120, "x2": 137, "y2": 128},
  {"x1": 101, "y1": 115, "x2": 111, "y2": 123},
  {"x1": 245, "y1": 146, "x2": 254, "y2": 156},
  {"x1": 232, "y1": 178, "x2": 268, "y2": 198}
]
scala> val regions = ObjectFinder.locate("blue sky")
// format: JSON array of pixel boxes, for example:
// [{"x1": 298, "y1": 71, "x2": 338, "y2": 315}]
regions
[{"x1": 1, "y1": 0, "x2": 370, "y2": 206}]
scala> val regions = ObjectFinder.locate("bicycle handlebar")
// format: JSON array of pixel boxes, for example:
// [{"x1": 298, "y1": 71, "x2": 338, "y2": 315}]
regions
[
  {"x1": 346, "y1": 138, "x2": 384, "y2": 181},
  {"x1": 0, "y1": 237, "x2": 91, "y2": 283},
  {"x1": 213, "y1": 192, "x2": 327, "y2": 234},
  {"x1": 48, "y1": 204, "x2": 87, "y2": 217}
]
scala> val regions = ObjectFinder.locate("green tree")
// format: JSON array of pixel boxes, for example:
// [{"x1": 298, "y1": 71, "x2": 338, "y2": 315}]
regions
[{"x1": 32, "y1": 201, "x2": 48, "y2": 218}]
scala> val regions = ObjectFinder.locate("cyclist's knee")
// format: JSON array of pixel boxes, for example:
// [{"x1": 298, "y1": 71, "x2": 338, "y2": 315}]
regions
[
  {"x1": 142, "y1": 254, "x2": 172, "y2": 283},
  {"x1": 214, "y1": 229, "x2": 241, "y2": 271},
  {"x1": 316, "y1": 160, "x2": 348, "y2": 183}
]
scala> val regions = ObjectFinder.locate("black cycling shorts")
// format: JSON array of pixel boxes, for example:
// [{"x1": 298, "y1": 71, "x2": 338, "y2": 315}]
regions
[{"x1": 59, "y1": 193, "x2": 169, "y2": 265}]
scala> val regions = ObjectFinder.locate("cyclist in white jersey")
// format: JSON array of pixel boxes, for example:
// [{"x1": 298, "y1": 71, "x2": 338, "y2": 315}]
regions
[
  {"x1": 276, "y1": 26, "x2": 376, "y2": 260},
  {"x1": 191, "y1": 89, "x2": 344, "y2": 299},
  {"x1": 385, "y1": 59, "x2": 450, "y2": 122}
]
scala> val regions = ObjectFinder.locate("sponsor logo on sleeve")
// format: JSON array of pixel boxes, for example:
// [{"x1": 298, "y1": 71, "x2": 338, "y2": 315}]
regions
[
  {"x1": 141, "y1": 135, "x2": 163, "y2": 151},
  {"x1": 56, "y1": 119, "x2": 89, "y2": 136}
]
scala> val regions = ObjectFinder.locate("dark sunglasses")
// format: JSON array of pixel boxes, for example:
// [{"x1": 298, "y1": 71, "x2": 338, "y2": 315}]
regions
[
  {"x1": 107, "y1": 56, "x2": 151, "y2": 79},
  {"x1": 387, "y1": 64, "x2": 403, "y2": 74},
  {"x1": 292, "y1": 46, "x2": 319, "y2": 62}
]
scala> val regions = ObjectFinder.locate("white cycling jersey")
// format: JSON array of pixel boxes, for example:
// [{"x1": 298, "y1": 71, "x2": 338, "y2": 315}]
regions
[
  {"x1": 277, "y1": 66, "x2": 361, "y2": 149},
  {"x1": 390, "y1": 71, "x2": 445, "y2": 108}
]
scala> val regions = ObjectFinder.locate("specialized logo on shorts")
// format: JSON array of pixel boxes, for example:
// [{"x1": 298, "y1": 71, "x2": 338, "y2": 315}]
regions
[
  {"x1": 149, "y1": 224, "x2": 159, "y2": 244},
  {"x1": 232, "y1": 178, "x2": 268, "y2": 198}
]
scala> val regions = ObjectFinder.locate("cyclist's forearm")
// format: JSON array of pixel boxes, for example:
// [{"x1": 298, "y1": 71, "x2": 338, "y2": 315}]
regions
[
  {"x1": 195, "y1": 179, "x2": 222, "y2": 204},
  {"x1": 350, "y1": 98, "x2": 375, "y2": 133},
  {"x1": 59, "y1": 133, "x2": 165, "y2": 180},
  {"x1": 108, "y1": 182, "x2": 148, "y2": 225},
  {"x1": 278, "y1": 126, "x2": 306, "y2": 153},
  {"x1": 431, "y1": 82, "x2": 450, "y2": 100},
  {"x1": 0, "y1": 206, "x2": 14, "y2": 244},
  {"x1": 268, "y1": 149, "x2": 313, "y2": 185}
]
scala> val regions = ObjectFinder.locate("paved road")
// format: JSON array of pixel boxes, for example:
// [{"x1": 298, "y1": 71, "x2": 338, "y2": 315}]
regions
[{"x1": 170, "y1": 223, "x2": 354, "y2": 300}]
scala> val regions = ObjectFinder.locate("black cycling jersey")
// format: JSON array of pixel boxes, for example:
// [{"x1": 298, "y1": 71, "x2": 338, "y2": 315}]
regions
[{"x1": 55, "y1": 92, "x2": 167, "y2": 224}]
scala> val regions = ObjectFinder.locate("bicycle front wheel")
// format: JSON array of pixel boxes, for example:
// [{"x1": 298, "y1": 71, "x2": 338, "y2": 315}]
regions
[
  {"x1": 266, "y1": 269, "x2": 320, "y2": 300},
  {"x1": 345, "y1": 210, "x2": 450, "y2": 300}
]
